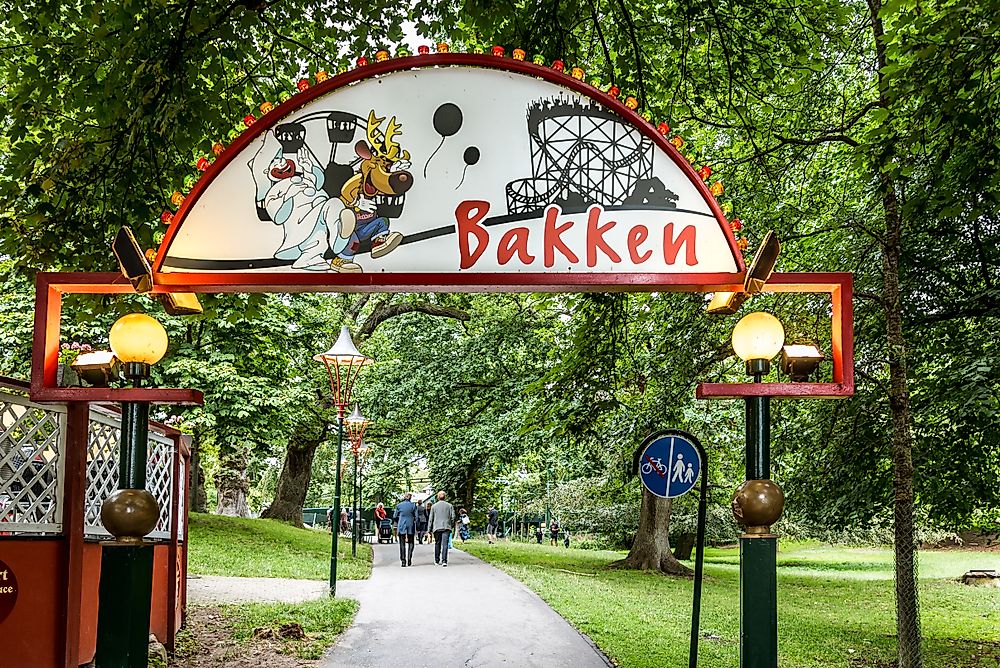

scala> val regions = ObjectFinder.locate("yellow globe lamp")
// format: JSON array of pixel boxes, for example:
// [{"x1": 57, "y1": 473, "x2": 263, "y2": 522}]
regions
[
  {"x1": 109, "y1": 313, "x2": 169, "y2": 382},
  {"x1": 731, "y1": 312, "x2": 784, "y2": 378}
]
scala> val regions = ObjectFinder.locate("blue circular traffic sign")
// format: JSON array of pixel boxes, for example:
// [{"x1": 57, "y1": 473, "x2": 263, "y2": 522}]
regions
[{"x1": 638, "y1": 434, "x2": 701, "y2": 498}]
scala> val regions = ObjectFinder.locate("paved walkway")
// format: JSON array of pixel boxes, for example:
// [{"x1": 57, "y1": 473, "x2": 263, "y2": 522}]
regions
[
  {"x1": 322, "y1": 541, "x2": 611, "y2": 668},
  {"x1": 187, "y1": 574, "x2": 329, "y2": 604}
]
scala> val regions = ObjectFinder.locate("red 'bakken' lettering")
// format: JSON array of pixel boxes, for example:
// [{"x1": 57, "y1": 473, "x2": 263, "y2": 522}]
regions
[
  {"x1": 628, "y1": 225, "x2": 651, "y2": 264},
  {"x1": 456, "y1": 200, "x2": 490, "y2": 269},
  {"x1": 498, "y1": 227, "x2": 534, "y2": 265},
  {"x1": 663, "y1": 223, "x2": 698, "y2": 266},
  {"x1": 587, "y1": 205, "x2": 621, "y2": 266},
  {"x1": 544, "y1": 206, "x2": 579, "y2": 267},
  {"x1": 453, "y1": 200, "x2": 701, "y2": 270}
]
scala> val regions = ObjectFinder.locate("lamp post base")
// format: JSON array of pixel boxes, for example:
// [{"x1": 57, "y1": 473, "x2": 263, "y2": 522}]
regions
[
  {"x1": 95, "y1": 543, "x2": 155, "y2": 667},
  {"x1": 740, "y1": 535, "x2": 778, "y2": 668}
]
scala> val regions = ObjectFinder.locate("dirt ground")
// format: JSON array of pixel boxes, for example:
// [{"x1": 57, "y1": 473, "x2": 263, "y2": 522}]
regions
[{"x1": 169, "y1": 606, "x2": 321, "y2": 668}]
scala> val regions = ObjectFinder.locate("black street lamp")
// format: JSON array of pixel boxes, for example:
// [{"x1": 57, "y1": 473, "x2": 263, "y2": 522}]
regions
[
  {"x1": 96, "y1": 313, "x2": 169, "y2": 666},
  {"x1": 314, "y1": 326, "x2": 372, "y2": 597},
  {"x1": 344, "y1": 404, "x2": 370, "y2": 558},
  {"x1": 730, "y1": 311, "x2": 786, "y2": 668}
]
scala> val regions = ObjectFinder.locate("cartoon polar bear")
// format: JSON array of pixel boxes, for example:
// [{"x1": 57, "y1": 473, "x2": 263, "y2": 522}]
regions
[{"x1": 251, "y1": 141, "x2": 359, "y2": 271}]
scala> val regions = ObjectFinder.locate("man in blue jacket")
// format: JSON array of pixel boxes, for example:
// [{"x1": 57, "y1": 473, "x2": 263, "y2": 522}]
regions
[{"x1": 393, "y1": 492, "x2": 419, "y2": 567}]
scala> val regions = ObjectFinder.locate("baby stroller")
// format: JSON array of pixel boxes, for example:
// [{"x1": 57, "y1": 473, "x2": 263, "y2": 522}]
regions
[{"x1": 378, "y1": 519, "x2": 394, "y2": 543}]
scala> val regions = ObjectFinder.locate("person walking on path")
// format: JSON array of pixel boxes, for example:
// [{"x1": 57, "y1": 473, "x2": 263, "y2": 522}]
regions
[
  {"x1": 428, "y1": 490, "x2": 455, "y2": 566},
  {"x1": 340, "y1": 507, "x2": 349, "y2": 534},
  {"x1": 416, "y1": 500, "x2": 429, "y2": 545},
  {"x1": 486, "y1": 506, "x2": 499, "y2": 543},
  {"x1": 457, "y1": 508, "x2": 471, "y2": 543},
  {"x1": 374, "y1": 502, "x2": 387, "y2": 521},
  {"x1": 393, "y1": 492, "x2": 418, "y2": 567},
  {"x1": 549, "y1": 519, "x2": 560, "y2": 546}
]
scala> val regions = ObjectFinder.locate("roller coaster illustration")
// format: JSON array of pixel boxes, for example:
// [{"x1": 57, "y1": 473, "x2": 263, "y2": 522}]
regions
[{"x1": 506, "y1": 96, "x2": 670, "y2": 216}]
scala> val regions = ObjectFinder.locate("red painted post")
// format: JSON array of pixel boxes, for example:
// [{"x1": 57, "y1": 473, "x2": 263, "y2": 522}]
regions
[
  {"x1": 61, "y1": 402, "x2": 89, "y2": 668},
  {"x1": 165, "y1": 432, "x2": 190, "y2": 650},
  {"x1": 179, "y1": 435, "x2": 191, "y2": 628},
  {"x1": 165, "y1": 432, "x2": 179, "y2": 651}
]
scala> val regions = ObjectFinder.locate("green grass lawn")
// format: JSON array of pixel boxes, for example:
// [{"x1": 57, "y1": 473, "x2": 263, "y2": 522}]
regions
[
  {"x1": 463, "y1": 540, "x2": 1000, "y2": 668},
  {"x1": 187, "y1": 512, "x2": 372, "y2": 580},
  {"x1": 223, "y1": 597, "x2": 359, "y2": 659}
]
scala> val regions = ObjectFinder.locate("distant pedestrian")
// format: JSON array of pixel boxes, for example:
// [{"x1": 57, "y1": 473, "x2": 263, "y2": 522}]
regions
[
  {"x1": 486, "y1": 506, "x2": 499, "y2": 544},
  {"x1": 424, "y1": 501, "x2": 434, "y2": 543},
  {"x1": 416, "y1": 500, "x2": 429, "y2": 545},
  {"x1": 549, "y1": 519, "x2": 559, "y2": 546},
  {"x1": 339, "y1": 507, "x2": 349, "y2": 534},
  {"x1": 374, "y1": 502, "x2": 387, "y2": 521},
  {"x1": 458, "y1": 508, "x2": 471, "y2": 542},
  {"x1": 534, "y1": 525, "x2": 543, "y2": 544},
  {"x1": 428, "y1": 490, "x2": 456, "y2": 566},
  {"x1": 326, "y1": 506, "x2": 334, "y2": 529},
  {"x1": 394, "y1": 493, "x2": 418, "y2": 567}
]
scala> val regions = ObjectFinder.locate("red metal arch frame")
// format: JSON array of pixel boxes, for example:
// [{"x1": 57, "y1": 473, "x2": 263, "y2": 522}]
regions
[
  {"x1": 152, "y1": 52, "x2": 746, "y2": 273},
  {"x1": 30, "y1": 271, "x2": 853, "y2": 403}
]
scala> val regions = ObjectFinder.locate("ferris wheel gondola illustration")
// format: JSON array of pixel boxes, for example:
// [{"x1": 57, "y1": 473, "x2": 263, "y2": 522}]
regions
[{"x1": 254, "y1": 110, "x2": 408, "y2": 223}]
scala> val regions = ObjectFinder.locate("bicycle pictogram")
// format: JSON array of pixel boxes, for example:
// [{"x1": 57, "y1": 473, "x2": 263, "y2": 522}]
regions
[{"x1": 640, "y1": 455, "x2": 667, "y2": 476}]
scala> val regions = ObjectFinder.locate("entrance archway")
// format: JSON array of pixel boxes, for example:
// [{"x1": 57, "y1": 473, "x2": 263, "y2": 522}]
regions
[{"x1": 17, "y1": 49, "x2": 854, "y2": 668}]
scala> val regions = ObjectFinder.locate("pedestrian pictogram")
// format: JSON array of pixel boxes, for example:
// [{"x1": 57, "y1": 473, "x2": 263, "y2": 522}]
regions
[{"x1": 638, "y1": 433, "x2": 701, "y2": 498}]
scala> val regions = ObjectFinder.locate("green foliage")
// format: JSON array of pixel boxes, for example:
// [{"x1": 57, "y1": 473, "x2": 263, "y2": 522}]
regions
[
  {"x1": 0, "y1": 0, "x2": 421, "y2": 272},
  {"x1": 187, "y1": 513, "x2": 372, "y2": 580},
  {"x1": 464, "y1": 540, "x2": 1000, "y2": 667}
]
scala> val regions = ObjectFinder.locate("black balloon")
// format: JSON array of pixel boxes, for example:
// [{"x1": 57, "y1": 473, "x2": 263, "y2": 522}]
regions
[
  {"x1": 433, "y1": 103, "x2": 463, "y2": 137},
  {"x1": 463, "y1": 146, "x2": 480, "y2": 165}
]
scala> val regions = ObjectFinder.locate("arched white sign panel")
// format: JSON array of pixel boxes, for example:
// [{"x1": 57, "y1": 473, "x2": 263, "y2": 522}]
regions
[{"x1": 155, "y1": 56, "x2": 744, "y2": 278}]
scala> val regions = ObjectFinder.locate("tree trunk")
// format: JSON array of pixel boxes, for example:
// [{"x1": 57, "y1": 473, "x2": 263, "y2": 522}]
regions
[
  {"x1": 610, "y1": 487, "x2": 692, "y2": 575},
  {"x1": 868, "y1": 2, "x2": 922, "y2": 665},
  {"x1": 460, "y1": 464, "x2": 479, "y2": 511},
  {"x1": 882, "y1": 179, "x2": 922, "y2": 667},
  {"x1": 188, "y1": 428, "x2": 207, "y2": 514},
  {"x1": 262, "y1": 436, "x2": 323, "y2": 526},
  {"x1": 214, "y1": 450, "x2": 250, "y2": 517}
]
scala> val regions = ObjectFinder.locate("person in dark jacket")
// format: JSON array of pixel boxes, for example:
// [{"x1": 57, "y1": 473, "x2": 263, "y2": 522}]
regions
[
  {"x1": 416, "y1": 500, "x2": 429, "y2": 545},
  {"x1": 486, "y1": 506, "x2": 499, "y2": 544},
  {"x1": 393, "y1": 492, "x2": 419, "y2": 567}
]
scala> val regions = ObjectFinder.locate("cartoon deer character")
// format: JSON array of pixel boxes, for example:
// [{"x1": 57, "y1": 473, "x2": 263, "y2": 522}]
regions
[{"x1": 335, "y1": 111, "x2": 413, "y2": 269}]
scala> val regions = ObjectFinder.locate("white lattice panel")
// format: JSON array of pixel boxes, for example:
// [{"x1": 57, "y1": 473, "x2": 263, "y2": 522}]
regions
[
  {"x1": 85, "y1": 408, "x2": 175, "y2": 541},
  {"x1": 147, "y1": 434, "x2": 174, "y2": 538},
  {"x1": 177, "y1": 455, "x2": 187, "y2": 542},
  {"x1": 0, "y1": 392, "x2": 65, "y2": 534},
  {"x1": 84, "y1": 410, "x2": 120, "y2": 539}
]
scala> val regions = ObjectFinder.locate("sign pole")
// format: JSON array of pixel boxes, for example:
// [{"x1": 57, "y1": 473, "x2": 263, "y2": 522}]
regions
[
  {"x1": 329, "y1": 409, "x2": 344, "y2": 597},
  {"x1": 689, "y1": 436, "x2": 709, "y2": 668},
  {"x1": 635, "y1": 429, "x2": 707, "y2": 668},
  {"x1": 351, "y1": 453, "x2": 359, "y2": 557}
]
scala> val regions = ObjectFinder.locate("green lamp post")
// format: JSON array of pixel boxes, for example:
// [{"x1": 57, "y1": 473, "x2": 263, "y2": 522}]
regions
[
  {"x1": 344, "y1": 404, "x2": 370, "y2": 558},
  {"x1": 730, "y1": 312, "x2": 786, "y2": 668},
  {"x1": 314, "y1": 326, "x2": 372, "y2": 597},
  {"x1": 96, "y1": 313, "x2": 169, "y2": 667}
]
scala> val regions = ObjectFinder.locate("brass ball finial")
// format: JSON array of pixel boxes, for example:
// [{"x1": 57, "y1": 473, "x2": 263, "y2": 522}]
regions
[
  {"x1": 731, "y1": 479, "x2": 785, "y2": 535},
  {"x1": 100, "y1": 489, "x2": 160, "y2": 544}
]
